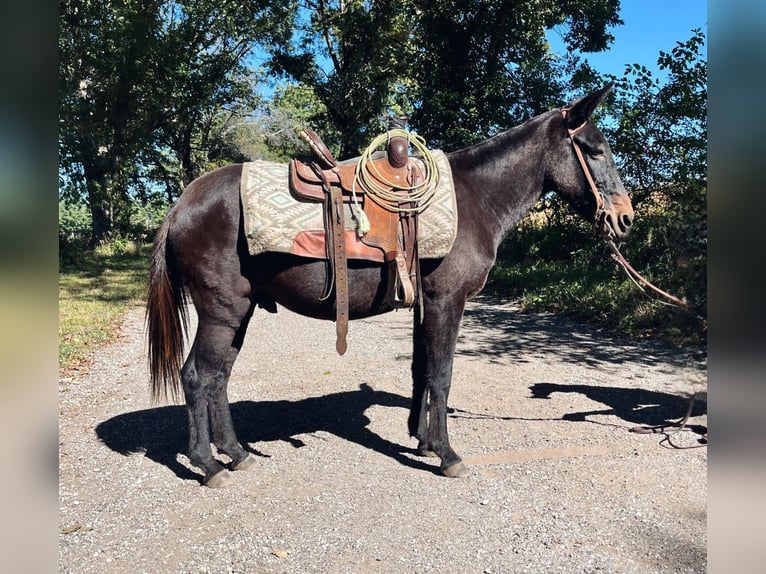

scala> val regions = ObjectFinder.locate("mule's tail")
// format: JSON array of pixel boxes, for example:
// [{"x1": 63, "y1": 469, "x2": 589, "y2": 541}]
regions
[{"x1": 146, "y1": 216, "x2": 188, "y2": 403}]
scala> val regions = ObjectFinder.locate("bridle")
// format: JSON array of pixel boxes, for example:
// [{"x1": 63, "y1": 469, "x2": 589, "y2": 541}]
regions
[
  {"x1": 560, "y1": 107, "x2": 610, "y2": 240},
  {"x1": 559, "y1": 107, "x2": 691, "y2": 310}
]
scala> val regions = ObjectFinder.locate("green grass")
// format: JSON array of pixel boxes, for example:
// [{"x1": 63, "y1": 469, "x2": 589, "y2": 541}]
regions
[
  {"x1": 59, "y1": 242, "x2": 151, "y2": 376},
  {"x1": 487, "y1": 258, "x2": 707, "y2": 349}
]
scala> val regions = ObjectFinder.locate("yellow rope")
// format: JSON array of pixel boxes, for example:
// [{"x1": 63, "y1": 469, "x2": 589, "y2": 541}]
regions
[{"x1": 354, "y1": 129, "x2": 440, "y2": 214}]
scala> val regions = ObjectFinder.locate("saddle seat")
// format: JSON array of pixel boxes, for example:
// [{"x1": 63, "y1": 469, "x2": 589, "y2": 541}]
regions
[
  {"x1": 290, "y1": 127, "x2": 415, "y2": 202},
  {"x1": 287, "y1": 128, "x2": 422, "y2": 355},
  {"x1": 290, "y1": 153, "x2": 413, "y2": 204}
]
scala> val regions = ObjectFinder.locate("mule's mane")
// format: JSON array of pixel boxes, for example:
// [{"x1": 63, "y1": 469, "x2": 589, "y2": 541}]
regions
[{"x1": 447, "y1": 110, "x2": 558, "y2": 166}]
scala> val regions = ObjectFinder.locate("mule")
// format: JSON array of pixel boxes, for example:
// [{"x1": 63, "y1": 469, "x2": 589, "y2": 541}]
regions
[{"x1": 147, "y1": 85, "x2": 634, "y2": 487}]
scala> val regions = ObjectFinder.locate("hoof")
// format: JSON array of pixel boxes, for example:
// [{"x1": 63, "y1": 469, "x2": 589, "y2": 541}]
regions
[
  {"x1": 441, "y1": 461, "x2": 469, "y2": 478},
  {"x1": 233, "y1": 452, "x2": 257, "y2": 471},
  {"x1": 416, "y1": 440, "x2": 438, "y2": 458},
  {"x1": 205, "y1": 469, "x2": 232, "y2": 488}
]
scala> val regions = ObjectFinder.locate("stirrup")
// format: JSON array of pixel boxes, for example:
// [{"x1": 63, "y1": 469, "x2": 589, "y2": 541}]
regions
[{"x1": 385, "y1": 251, "x2": 415, "y2": 308}]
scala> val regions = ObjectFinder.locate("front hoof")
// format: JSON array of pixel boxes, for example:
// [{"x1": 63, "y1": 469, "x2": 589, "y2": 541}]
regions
[
  {"x1": 232, "y1": 452, "x2": 257, "y2": 471},
  {"x1": 205, "y1": 469, "x2": 232, "y2": 488},
  {"x1": 441, "y1": 461, "x2": 469, "y2": 478}
]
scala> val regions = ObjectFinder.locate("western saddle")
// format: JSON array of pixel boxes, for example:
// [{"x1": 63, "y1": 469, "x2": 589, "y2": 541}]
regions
[{"x1": 288, "y1": 120, "x2": 422, "y2": 355}]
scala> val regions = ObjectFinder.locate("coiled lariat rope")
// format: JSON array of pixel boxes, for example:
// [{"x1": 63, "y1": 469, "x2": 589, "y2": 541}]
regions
[{"x1": 354, "y1": 128, "x2": 440, "y2": 214}]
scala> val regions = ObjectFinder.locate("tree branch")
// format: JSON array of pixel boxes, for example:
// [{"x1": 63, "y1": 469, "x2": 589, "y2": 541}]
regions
[{"x1": 317, "y1": 0, "x2": 341, "y2": 73}]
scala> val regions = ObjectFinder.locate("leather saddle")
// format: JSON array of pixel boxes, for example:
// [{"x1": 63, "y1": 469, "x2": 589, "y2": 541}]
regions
[{"x1": 288, "y1": 126, "x2": 422, "y2": 355}]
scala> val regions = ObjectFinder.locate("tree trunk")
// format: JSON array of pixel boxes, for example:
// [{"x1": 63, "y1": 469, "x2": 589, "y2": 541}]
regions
[
  {"x1": 82, "y1": 162, "x2": 113, "y2": 245},
  {"x1": 88, "y1": 189, "x2": 112, "y2": 245}
]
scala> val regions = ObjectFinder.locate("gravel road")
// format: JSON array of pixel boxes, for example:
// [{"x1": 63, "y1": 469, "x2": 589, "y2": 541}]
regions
[{"x1": 59, "y1": 297, "x2": 707, "y2": 573}]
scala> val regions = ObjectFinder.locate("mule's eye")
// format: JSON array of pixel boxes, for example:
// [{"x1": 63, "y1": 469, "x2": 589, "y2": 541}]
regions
[{"x1": 589, "y1": 149, "x2": 604, "y2": 159}]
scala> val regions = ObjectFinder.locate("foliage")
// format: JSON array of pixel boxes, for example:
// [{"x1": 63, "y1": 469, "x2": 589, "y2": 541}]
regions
[
  {"x1": 269, "y1": 0, "x2": 622, "y2": 154},
  {"x1": 491, "y1": 30, "x2": 707, "y2": 348},
  {"x1": 410, "y1": 0, "x2": 621, "y2": 148},
  {"x1": 237, "y1": 83, "x2": 339, "y2": 163},
  {"x1": 58, "y1": 200, "x2": 92, "y2": 244},
  {"x1": 59, "y1": 199, "x2": 168, "y2": 256},
  {"x1": 270, "y1": 0, "x2": 415, "y2": 157},
  {"x1": 59, "y1": 0, "x2": 294, "y2": 242}
]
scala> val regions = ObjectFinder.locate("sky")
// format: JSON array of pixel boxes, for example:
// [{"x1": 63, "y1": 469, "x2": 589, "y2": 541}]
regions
[{"x1": 548, "y1": 0, "x2": 707, "y2": 80}]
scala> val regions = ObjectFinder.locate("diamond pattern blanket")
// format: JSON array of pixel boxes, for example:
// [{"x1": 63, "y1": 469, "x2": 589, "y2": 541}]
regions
[{"x1": 240, "y1": 150, "x2": 457, "y2": 260}]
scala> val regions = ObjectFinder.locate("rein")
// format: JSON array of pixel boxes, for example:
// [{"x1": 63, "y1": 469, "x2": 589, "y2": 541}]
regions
[
  {"x1": 604, "y1": 240, "x2": 689, "y2": 309},
  {"x1": 560, "y1": 108, "x2": 691, "y2": 311}
]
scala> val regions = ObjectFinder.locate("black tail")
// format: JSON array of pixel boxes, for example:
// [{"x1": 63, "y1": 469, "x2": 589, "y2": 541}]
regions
[{"x1": 146, "y1": 216, "x2": 188, "y2": 403}]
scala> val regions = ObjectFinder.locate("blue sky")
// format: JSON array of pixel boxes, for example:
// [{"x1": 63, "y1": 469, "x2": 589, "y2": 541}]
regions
[{"x1": 548, "y1": 0, "x2": 707, "y2": 80}]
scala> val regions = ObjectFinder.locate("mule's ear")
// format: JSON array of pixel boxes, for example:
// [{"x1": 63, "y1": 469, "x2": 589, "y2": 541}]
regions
[{"x1": 564, "y1": 83, "x2": 613, "y2": 129}]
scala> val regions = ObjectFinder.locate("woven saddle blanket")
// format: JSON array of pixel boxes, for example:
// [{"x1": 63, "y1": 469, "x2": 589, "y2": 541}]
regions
[{"x1": 240, "y1": 150, "x2": 457, "y2": 261}]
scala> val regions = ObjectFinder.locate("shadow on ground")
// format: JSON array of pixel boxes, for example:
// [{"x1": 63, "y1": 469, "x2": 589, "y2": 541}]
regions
[
  {"x1": 96, "y1": 378, "x2": 706, "y2": 484},
  {"x1": 457, "y1": 297, "x2": 701, "y2": 369},
  {"x1": 529, "y1": 382, "x2": 706, "y2": 428},
  {"x1": 96, "y1": 383, "x2": 435, "y2": 483}
]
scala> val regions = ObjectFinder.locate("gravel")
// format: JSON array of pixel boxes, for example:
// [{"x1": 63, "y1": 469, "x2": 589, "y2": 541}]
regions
[{"x1": 59, "y1": 296, "x2": 707, "y2": 573}]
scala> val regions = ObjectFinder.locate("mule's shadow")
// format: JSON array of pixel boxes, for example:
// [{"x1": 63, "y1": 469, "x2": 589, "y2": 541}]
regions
[
  {"x1": 449, "y1": 383, "x2": 706, "y2": 432},
  {"x1": 96, "y1": 383, "x2": 434, "y2": 482},
  {"x1": 528, "y1": 382, "x2": 707, "y2": 430}
]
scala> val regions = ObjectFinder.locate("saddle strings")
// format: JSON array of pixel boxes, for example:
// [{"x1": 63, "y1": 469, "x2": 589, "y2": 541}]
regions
[{"x1": 354, "y1": 129, "x2": 441, "y2": 213}]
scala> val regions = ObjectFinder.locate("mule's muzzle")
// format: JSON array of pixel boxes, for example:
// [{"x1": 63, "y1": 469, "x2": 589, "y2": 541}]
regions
[
  {"x1": 594, "y1": 195, "x2": 635, "y2": 241},
  {"x1": 598, "y1": 195, "x2": 634, "y2": 242}
]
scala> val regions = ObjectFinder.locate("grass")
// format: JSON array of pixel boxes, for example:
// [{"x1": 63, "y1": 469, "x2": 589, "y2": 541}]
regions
[
  {"x1": 59, "y1": 242, "x2": 151, "y2": 377},
  {"x1": 487, "y1": 258, "x2": 707, "y2": 349}
]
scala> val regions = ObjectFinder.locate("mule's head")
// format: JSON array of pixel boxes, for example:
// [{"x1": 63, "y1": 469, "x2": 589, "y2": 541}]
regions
[{"x1": 549, "y1": 84, "x2": 634, "y2": 242}]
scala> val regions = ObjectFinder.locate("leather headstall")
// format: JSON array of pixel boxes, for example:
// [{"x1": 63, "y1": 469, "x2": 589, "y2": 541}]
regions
[{"x1": 560, "y1": 107, "x2": 609, "y2": 239}]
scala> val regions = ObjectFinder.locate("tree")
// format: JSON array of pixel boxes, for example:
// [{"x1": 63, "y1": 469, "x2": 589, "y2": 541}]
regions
[
  {"x1": 605, "y1": 29, "x2": 707, "y2": 314},
  {"x1": 270, "y1": 0, "x2": 415, "y2": 157},
  {"x1": 269, "y1": 0, "x2": 622, "y2": 154},
  {"x1": 59, "y1": 0, "x2": 295, "y2": 242},
  {"x1": 606, "y1": 29, "x2": 707, "y2": 198},
  {"x1": 148, "y1": 1, "x2": 295, "y2": 192},
  {"x1": 243, "y1": 83, "x2": 337, "y2": 162},
  {"x1": 411, "y1": 0, "x2": 621, "y2": 148},
  {"x1": 59, "y1": 0, "x2": 165, "y2": 241}
]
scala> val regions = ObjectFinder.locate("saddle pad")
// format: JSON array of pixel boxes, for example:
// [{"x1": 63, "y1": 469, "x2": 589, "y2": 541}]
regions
[{"x1": 239, "y1": 151, "x2": 457, "y2": 260}]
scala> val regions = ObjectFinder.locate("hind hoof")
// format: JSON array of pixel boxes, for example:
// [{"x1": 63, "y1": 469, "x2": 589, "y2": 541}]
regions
[
  {"x1": 233, "y1": 453, "x2": 257, "y2": 471},
  {"x1": 417, "y1": 446, "x2": 438, "y2": 458},
  {"x1": 442, "y1": 461, "x2": 469, "y2": 478},
  {"x1": 205, "y1": 469, "x2": 232, "y2": 488}
]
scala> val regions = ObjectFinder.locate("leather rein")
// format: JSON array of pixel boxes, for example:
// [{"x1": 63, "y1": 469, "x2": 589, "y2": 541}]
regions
[{"x1": 561, "y1": 108, "x2": 690, "y2": 310}]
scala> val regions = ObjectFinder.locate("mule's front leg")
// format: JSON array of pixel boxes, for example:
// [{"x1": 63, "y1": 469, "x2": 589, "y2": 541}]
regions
[
  {"x1": 410, "y1": 297, "x2": 469, "y2": 478},
  {"x1": 408, "y1": 305, "x2": 431, "y2": 455}
]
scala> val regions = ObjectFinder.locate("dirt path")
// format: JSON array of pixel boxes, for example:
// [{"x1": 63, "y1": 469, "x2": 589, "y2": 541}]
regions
[{"x1": 59, "y1": 297, "x2": 707, "y2": 573}]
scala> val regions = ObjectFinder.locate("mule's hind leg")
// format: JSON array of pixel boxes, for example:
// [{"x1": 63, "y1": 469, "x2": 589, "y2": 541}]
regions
[
  {"x1": 182, "y1": 303, "x2": 253, "y2": 487},
  {"x1": 207, "y1": 304, "x2": 258, "y2": 473}
]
